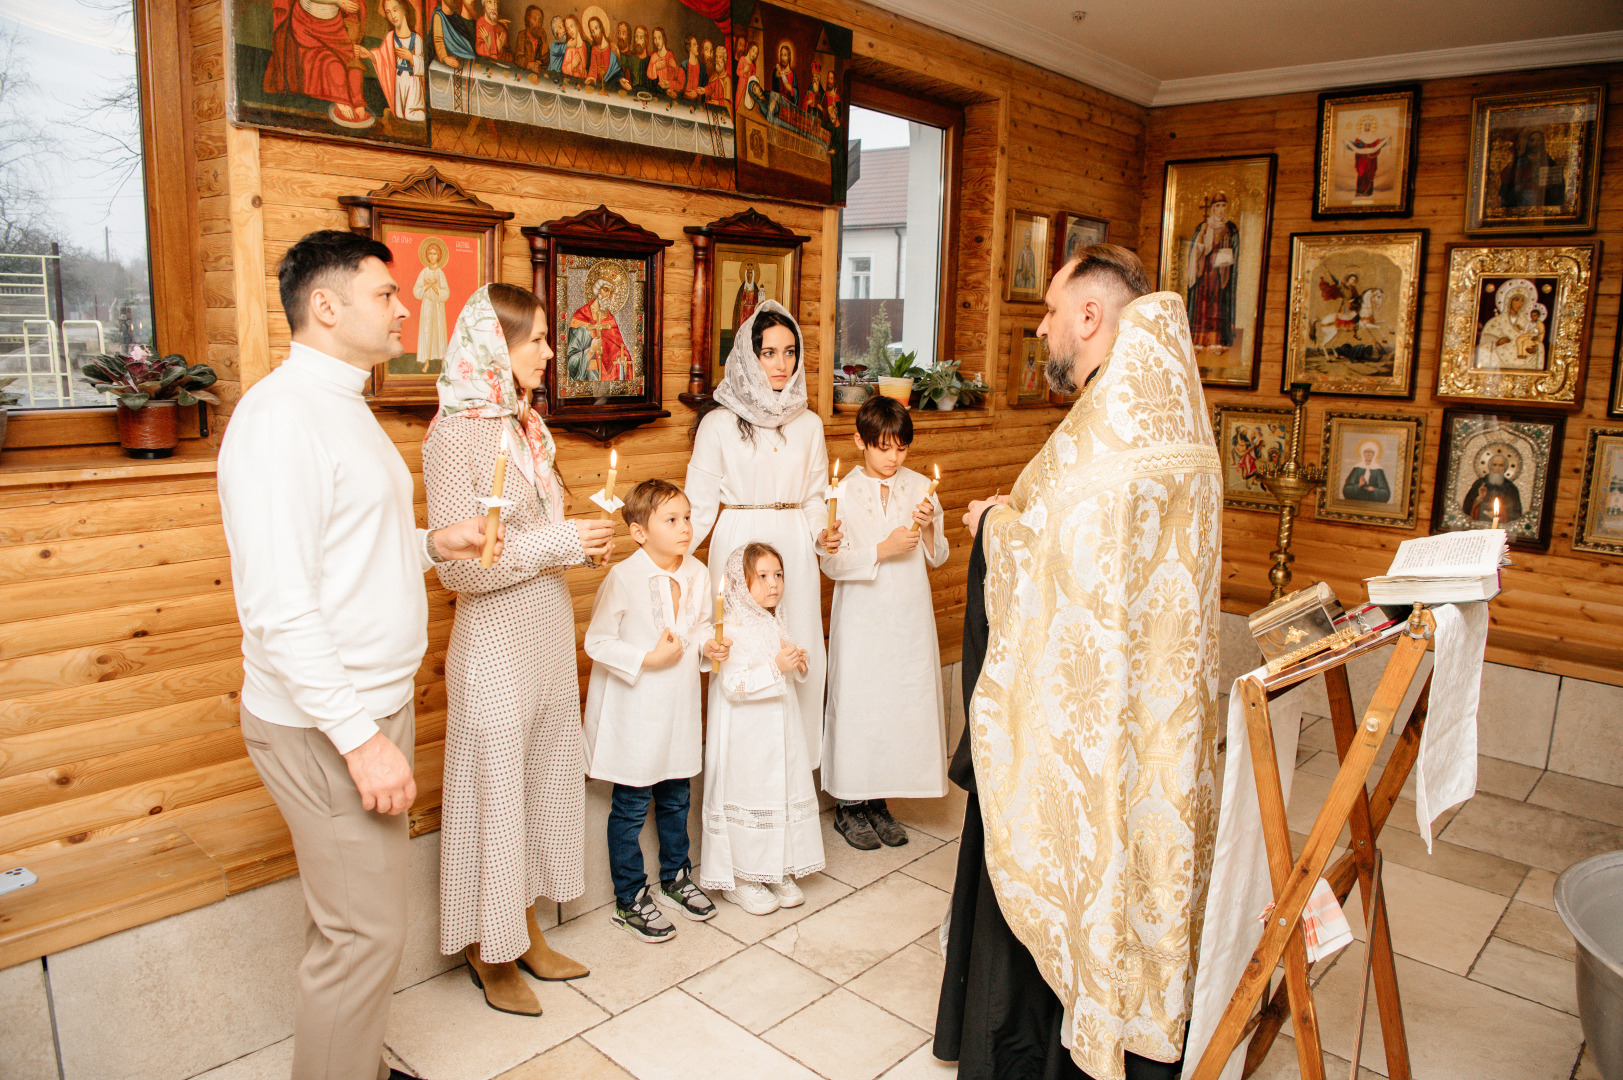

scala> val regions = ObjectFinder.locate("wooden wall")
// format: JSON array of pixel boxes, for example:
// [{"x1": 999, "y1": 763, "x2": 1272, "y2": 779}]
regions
[
  {"x1": 1141, "y1": 63, "x2": 1623, "y2": 687},
  {"x1": 0, "y1": 0, "x2": 1145, "y2": 959}
]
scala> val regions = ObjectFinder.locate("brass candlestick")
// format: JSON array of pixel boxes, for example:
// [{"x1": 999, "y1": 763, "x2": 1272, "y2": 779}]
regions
[{"x1": 1258, "y1": 382, "x2": 1326, "y2": 601}]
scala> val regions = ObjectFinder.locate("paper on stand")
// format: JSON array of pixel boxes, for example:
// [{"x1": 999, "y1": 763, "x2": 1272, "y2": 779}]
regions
[
  {"x1": 476, "y1": 496, "x2": 515, "y2": 514},
  {"x1": 590, "y1": 490, "x2": 625, "y2": 516},
  {"x1": 1415, "y1": 602, "x2": 1489, "y2": 849}
]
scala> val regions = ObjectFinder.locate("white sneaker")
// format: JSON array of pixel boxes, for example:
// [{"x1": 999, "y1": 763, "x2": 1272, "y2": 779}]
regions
[
  {"x1": 769, "y1": 878, "x2": 804, "y2": 908},
  {"x1": 722, "y1": 881, "x2": 780, "y2": 915}
]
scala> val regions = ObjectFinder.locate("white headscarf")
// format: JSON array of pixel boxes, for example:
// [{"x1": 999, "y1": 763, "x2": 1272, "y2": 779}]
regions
[
  {"x1": 722, "y1": 542, "x2": 797, "y2": 652},
  {"x1": 712, "y1": 299, "x2": 807, "y2": 430}
]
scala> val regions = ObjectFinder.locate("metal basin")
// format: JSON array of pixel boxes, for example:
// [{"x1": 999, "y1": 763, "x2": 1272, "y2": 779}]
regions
[{"x1": 1555, "y1": 851, "x2": 1623, "y2": 1080}]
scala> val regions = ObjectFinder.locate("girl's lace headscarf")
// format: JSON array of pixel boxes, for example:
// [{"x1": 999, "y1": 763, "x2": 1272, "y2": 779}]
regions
[
  {"x1": 712, "y1": 299, "x2": 806, "y2": 430},
  {"x1": 722, "y1": 542, "x2": 797, "y2": 652}
]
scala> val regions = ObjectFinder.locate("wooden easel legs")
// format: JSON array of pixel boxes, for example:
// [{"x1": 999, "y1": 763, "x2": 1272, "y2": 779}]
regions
[{"x1": 1187, "y1": 614, "x2": 1433, "y2": 1080}]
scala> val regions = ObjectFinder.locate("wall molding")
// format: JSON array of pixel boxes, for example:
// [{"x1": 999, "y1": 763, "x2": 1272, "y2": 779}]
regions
[{"x1": 855, "y1": 2, "x2": 1623, "y2": 109}]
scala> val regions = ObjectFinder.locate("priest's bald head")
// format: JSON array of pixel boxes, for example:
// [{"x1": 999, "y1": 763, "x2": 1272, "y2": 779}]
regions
[{"x1": 1037, "y1": 243, "x2": 1151, "y2": 394}]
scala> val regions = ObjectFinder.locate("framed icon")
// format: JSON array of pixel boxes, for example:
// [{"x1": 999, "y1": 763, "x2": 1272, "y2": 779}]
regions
[
  {"x1": 1312, "y1": 84, "x2": 1420, "y2": 219},
  {"x1": 1315, "y1": 410, "x2": 1426, "y2": 529},
  {"x1": 1432, "y1": 408, "x2": 1564, "y2": 552}
]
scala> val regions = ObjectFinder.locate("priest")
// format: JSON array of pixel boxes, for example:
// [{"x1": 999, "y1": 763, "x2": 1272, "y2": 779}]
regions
[{"x1": 935, "y1": 245, "x2": 1223, "y2": 1080}]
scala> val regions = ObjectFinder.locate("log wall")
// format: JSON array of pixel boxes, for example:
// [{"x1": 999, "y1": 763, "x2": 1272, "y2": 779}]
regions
[{"x1": 1140, "y1": 63, "x2": 1623, "y2": 686}]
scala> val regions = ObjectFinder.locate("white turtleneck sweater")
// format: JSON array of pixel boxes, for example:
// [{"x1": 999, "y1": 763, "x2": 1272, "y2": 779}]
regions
[{"x1": 218, "y1": 342, "x2": 434, "y2": 754}]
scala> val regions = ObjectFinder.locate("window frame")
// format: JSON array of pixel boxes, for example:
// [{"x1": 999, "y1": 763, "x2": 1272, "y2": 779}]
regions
[{"x1": 1, "y1": 0, "x2": 207, "y2": 451}]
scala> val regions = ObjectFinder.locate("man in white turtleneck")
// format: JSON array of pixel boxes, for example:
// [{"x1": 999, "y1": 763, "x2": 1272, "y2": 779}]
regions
[{"x1": 218, "y1": 230, "x2": 496, "y2": 1080}]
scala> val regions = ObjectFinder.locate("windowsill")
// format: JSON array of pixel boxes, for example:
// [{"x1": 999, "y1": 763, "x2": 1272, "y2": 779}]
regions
[
  {"x1": 822, "y1": 406, "x2": 995, "y2": 436},
  {"x1": 0, "y1": 438, "x2": 218, "y2": 489}
]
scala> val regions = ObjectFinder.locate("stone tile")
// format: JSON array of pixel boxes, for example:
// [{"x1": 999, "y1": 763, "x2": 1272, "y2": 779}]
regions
[
  {"x1": 1549, "y1": 678, "x2": 1623, "y2": 786},
  {"x1": 1345, "y1": 645, "x2": 1434, "y2": 738},
  {"x1": 766, "y1": 873, "x2": 950, "y2": 983},
  {"x1": 819, "y1": 810, "x2": 945, "y2": 890},
  {"x1": 846, "y1": 943, "x2": 947, "y2": 1033},
  {"x1": 1470, "y1": 937, "x2": 1578, "y2": 1015},
  {"x1": 680, "y1": 943, "x2": 836, "y2": 1034},
  {"x1": 1341, "y1": 862, "x2": 1508, "y2": 975},
  {"x1": 398, "y1": 830, "x2": 475, "y2": 991},
  {"x1": 1576, "y1": 1043, "x2": 1604, "y2": 1079},
  {"x1": 1385, "y1": 798, "x2": 1459, "y2": 838},
  {"x1": 1297, "y1": 716, "x2": 1339, "y2": 754},
  {"x1": 1474, "y1": 662, "x2": 1561, "y2": 769},
  {"x1": 563, "y1": 777, "x2": 704, "y2": 923},
  {"x1": 585, "y1": 987, "x2": 820, "y2": 1080},
  {"x1": 890, "y1": 787, "x2": 969, "y2": 844},
  {"x1": 901, "y1": 841, "x2": 960, "y2": 892},
  {"x1": 495, "y1": 1037, "x2": 634, "y2": 1079},
  {"x1": 384, "y1": 966, "x2": 605, "y2": 1080},
  {"x1": 50, "y1": 874, "x2": 306, "y2": 1080},
  {"x1": 1474, "y1": 756, "x2": 1545, "y2": 801},
  {"x1": 1440, "y1": 792, "x2": 1623, "y2": 873},
  {"x1": 881, "y1": 1043, "x2": 959, "y2": 1078},
  {"x1": 1515, "y1": 868, "x2": 1558, "y2": 911},
  {"x1": 1308, "y1": 953, "x2": 1581, "y2": 1080},
  {"x1": 0, "y1": 959, "x2": 57, "y2": 1080},
  {"x1": 916, "y1": 928, "x2": 943, "y2": 957},
  {"x1": 764, "y1": 988, "x2": 928, "y2": 1080},
  {"x1": 544, "y1": 901, "x2": 743, "y2": 1015},
  {"x1": 189, "y1": 1037, "x2": 294, "y2": 1080},
  {"x1": 1247, "y1": 1035, "x2": 1382, "y2": 1080},
  {"x1": 1528, "y1": 771, "x2": 1623, "y2": 827},
  {"x1": 705, "y1": 870, "x2": 853, "y2": 946},
  {"x1": 1494, "y1": 900, "x2": 1576, "y2": 963},
  {"x1": 1376, "y1": 826, "x2": 1528, "y2": 897}
]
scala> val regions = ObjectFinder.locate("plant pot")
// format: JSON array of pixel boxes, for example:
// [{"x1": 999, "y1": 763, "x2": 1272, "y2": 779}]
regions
[
  {"x1": 876, "y1": 376, "x2": 913, "y2": 404},
  {"x1": 833, "y1": 382, "x2": 874, "y2": 414},
  {"x1": 117, "y1": 400, "x2": 179, "y2": 459},
  {"x1": 934, "y1": 393, "x2": 959, "y2": 411}
]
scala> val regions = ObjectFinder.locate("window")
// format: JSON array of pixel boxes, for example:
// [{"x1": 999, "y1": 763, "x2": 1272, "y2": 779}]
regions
[
  {"x1": 0, "y1": 1, "x2": 155, "y2": 410},
  {"x1": 836, "y1": 86, "x2": 960, "y2": 373},
  {"x1": 847, "y1": 256, "x2": 873, "y2": 299}
]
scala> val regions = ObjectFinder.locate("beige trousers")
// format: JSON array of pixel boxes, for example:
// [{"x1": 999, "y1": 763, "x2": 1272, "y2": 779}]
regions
[{"x1": 242, "y1": 702, "x2": 415, "y2": 1080}]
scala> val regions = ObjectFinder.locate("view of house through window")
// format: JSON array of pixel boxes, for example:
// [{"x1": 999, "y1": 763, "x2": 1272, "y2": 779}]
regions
[
  {"x1": 837, "y1": 104, "x2": 945, "y2": 371},
  {"x1": 0, "y1": 1, "x2": 153, "y2": 409}
]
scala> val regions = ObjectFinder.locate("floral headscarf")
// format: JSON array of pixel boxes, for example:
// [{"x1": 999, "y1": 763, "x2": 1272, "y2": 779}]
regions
[
  {"x1": 713, "y1": 299, "x2": 807, "y2": 430},
  {"x1": 426, "y1": 285, "x2": 565, "y2": 523}
]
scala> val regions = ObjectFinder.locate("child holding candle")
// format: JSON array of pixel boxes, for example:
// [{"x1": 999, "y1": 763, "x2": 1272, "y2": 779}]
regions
[
  {"x1": 699, "y1": 542, "x2": 824, "y2": 914},
  {"x1": 583, "y1": 479, "x2": 729, "y2": 942},
  {"x1": 819, "y1": 396, "x2": 948, "y2": 850}
]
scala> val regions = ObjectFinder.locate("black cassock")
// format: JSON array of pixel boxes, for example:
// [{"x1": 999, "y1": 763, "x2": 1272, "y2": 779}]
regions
[{"x1": 933, "y1": 527, "x2": 1184, "y2": 1080}]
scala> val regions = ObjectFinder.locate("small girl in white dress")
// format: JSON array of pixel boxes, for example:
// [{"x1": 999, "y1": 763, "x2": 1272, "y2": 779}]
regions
[{"x1": 698, "y1": 542, "x2": 825, "y2": 915}]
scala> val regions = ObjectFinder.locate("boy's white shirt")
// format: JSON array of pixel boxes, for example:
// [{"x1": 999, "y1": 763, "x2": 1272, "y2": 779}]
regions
[
  {"x1": 582, "y1": 546, "x2": 713, "y2": 787},
  {"x1": 818, "y1": 464, "x2": 950, "y2": 800}
]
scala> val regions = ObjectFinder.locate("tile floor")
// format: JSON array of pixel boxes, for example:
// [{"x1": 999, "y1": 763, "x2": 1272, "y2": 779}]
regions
[{"x1": 193, "y1": 711, "x2": 1617, "y2": 1080}]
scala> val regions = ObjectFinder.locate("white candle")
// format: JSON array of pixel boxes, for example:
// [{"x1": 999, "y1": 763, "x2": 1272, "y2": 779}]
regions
[
  {"x1": 827, "y1": 457, "x2": 841, "y2": 533},
  {"x1": 714, "y1": 586, "x2": 725, "y2": 645},
  {"x1": 480, "y1": 452, "x2": 507, "y2": 568},
  {"x1": 910, "y1": 464, "x2": 941, "y2": 531},
  {"x1": 603, "y1": 448, "x2": 618, "y2": 521}
]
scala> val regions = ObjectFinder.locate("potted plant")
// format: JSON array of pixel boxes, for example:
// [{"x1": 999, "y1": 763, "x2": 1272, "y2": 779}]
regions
[
  {"x1": 0, "y1": 376, "x2": 21, "y2": 462},
  {"x1": 956, "y1": 368, "x2": 990, "y2": 409},
  {"x1": 875, "y1": 348, "x2": 924, "y2": 405},
  {"x1": 81, "y1": 346, "x2": 220, "y2": 459},
  {"x1": 833, "y1": 363, "x2": 874, "y2": 414}
]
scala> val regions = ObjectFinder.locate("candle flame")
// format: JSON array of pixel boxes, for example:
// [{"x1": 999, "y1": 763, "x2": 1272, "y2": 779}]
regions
[
  {"x1": 832, "y1": 458, "x2": 840, "y2": 480},
  {"x1": 609, "y1": 448, "x2": 617, "y2": 468},
  {"x1": 1493, "y1": 497, "x2": 1500, "y2": 514},
  {"x1": 933, "y1": 463, "x2": 940, "y2": 480}
]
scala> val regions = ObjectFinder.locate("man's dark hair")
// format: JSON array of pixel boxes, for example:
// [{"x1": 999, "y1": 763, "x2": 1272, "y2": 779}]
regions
[
  {"x1": 622, "y1": 478, "x2": 687, "y2": 532},
  {"x1": 1063, "y1": 243, "x2": 1151, "y2": 304},
  {"x1": 855, "y1": 394, "x2": 912, "y2": 449},
  {"x1": 278, "y1": 230, "x2": 394, "y2": 333}
]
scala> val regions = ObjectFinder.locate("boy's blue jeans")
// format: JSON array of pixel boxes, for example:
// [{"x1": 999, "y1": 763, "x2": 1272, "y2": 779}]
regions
[{"x1": 608, "y1": 777, "x2": 691, "y2": 908}]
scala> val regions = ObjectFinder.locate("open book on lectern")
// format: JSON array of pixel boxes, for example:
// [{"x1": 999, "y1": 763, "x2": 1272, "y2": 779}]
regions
[{"x1": 1365, "y1": 530, "x2": 1509, "y2": 605}]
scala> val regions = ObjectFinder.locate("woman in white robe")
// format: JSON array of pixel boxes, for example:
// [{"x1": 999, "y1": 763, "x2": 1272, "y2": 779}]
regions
[
  {"x1": 685, "y1": 300, "x2": 836, "y2": 767},
  {"x1": 819, "y1": 460, "x2": 949, "y2": 802},
  {"x1": 414, "y1": 243, "x2": 451, "y2": 371},
  {"x1": 699, "y1": 544, "x2": 824, "y2": 911}
]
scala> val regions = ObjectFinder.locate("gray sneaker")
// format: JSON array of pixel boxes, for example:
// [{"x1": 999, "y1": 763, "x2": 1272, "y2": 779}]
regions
[
  {"x1": 657, "y1": 869, "x2": 717, "y2": 921},
  {"x1": 866, "y1": 800, "x2": 909, "y2": 847},
  {"x1": 612, "y1": 885, "x2": 676, "y2": 943},
  {"x1": 835, "y1": 803, "x2": 881, "y2": 850}
]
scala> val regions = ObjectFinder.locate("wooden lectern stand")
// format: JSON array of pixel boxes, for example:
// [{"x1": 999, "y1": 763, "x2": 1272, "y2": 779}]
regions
[{"x1": 1188, "y1": 606, "x2": 1438, "y2": 1080}]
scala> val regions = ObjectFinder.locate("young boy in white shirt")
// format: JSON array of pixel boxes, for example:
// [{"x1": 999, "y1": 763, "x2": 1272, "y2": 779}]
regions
[
  {"x1": 820, "y1": 396, "x2": 949, "y2": 850},
  {"x1": 584, "y1": 479, "x2": 729, "y2": 942}
]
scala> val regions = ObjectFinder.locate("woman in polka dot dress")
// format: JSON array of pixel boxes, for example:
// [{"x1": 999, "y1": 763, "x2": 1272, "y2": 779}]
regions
[{"x1": 424, "y1": 284, "x2": 614, "y2": 1016}]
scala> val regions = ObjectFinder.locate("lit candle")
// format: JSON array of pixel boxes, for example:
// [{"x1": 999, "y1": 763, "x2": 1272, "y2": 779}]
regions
[
  {"x1": 827, "y1": 457, "x2": 841, "y2": 533},
  {"x1": 714, "y1": 586, "x2": 725, "y2": 645},
  {"x1": 910, "y1": 463, "x2": 942, "y2": 531},
  {"x1": 480, "y1": 452, "x2": 507, "y2": 568},
  {"x1": 603, "y1": 448, "x2": 618, "y2": 521},
  {"x1": 1491, "y1": 497, "x2": 1501, "y2": 531}
]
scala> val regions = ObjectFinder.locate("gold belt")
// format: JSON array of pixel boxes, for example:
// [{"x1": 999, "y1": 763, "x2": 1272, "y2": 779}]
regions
[{"x1": 724, "y1": 502, "x2": 801, "y2": 510}]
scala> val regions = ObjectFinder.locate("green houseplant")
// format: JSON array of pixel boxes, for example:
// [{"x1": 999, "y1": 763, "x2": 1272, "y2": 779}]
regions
[
  {"x1": 874, "y1": 348, "x2": 925, "y2": 405},
  {"x1": 81, "y1": 346, "x2": 220, "y2": 459},
  {"x1": 833, "y1": 363, "x2": 875, "y2": 414}
]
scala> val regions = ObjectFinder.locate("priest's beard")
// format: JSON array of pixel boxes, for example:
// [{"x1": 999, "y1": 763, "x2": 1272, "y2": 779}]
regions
[{"x1": 1045, "y1": 344, "x2": 1078, "y2": 394}]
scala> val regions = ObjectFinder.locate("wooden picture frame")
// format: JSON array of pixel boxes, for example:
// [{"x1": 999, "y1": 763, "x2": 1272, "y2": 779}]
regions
[
  {"x1": 341, "y1": 167, "x2": 513, "y2": 405},
  {"x1": 1435, "y1": 242, "x2": 1599, "y2": 410},
  {"x1": 1213, "y1": 404, "x2": 1292, "y2": 512},
  {"x1": 1432, "y1": 408, "x2": 1564, "y2": 552},
  {"x1": 1053, "y1": 211, "x2": 1109, "y2": 270},
  {"x1": 1158, "y1": 154, "x2": 1277, "y2": 390},
  {"x1": 1312, "y1": 84, "x2": 1420, "y2": 220},
  {"x1": 1607, "y1": 290, "x2": 1623, "y2": 419},
  {"x1": 521, "y1": 205, "x2": 672, "y2": 443},
  {"x1": 1005, "y1": 209, "x2": 1051, "y2": 303},
  {"x1": 1465, "y1": 85, "x2": 1606, "y2": 235},
  {"x1": 1282, "y1": 230, "x2": 1426, "y2": 399},
  {"x1": 1574, "y1": 426, "x2": 1623, "y2": 556},
  {"x1": 682, "y1": 208, "x2": 808, "y2": 407},
  {"x1": 1315, "y1": 410, "x2": 1427, "y2": 529},
  {"x1": 1007, "y1": 321, "x2": 1062, "y2": 408}
]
